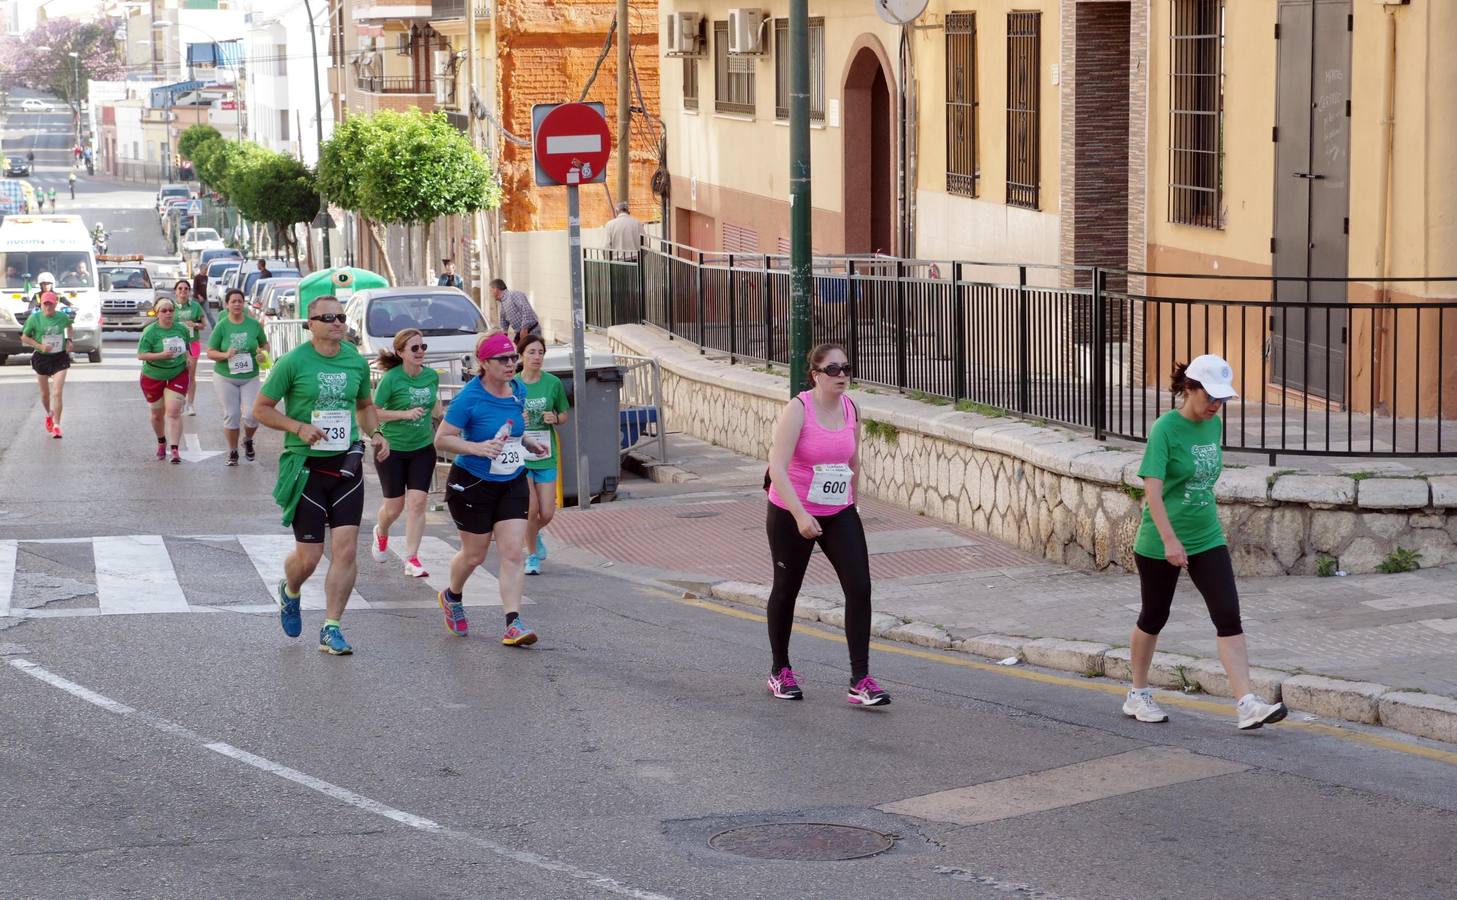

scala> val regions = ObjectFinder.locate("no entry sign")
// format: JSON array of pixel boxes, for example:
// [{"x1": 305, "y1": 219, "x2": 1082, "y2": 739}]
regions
[{"x1": 531, "y1": 102, "x2": 611, "y2": 187}]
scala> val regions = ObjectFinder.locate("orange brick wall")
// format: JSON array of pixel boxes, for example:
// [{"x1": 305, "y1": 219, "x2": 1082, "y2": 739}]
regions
[{"x1": 496, "y1": 0, "x2": 660, "y2": 233}]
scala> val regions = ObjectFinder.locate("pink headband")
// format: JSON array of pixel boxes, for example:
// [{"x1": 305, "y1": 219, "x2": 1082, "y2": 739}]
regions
[{"x1": 477, "y1": 332, "x2": 516, "y2": 361}]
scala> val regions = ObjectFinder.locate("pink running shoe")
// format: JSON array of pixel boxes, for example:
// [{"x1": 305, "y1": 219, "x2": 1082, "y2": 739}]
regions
[
  {"x1": 403, "y1": 556, "x2": 428, "y2": 578},
  {"x1": 767, "y1": 667, "x2": 803, "y2": 700},
  {"x1": 156, "y1": 443, "x2": 167, "y2": 461},
  {"x1": 44, "y1": 415, "x2": 54, "y2": 435},
  {"x1": 437, "y1": 590, "x2": 468, "y2": 636},
  {"x1": 847, "y1": 675, "x2": 891, "y2": 707},
  {"x1": 370, "y1": 524, "x2": 389, "y2": 563}
]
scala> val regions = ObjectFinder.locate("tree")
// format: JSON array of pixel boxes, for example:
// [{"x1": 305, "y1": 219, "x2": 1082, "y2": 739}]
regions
[
  {"x1": 178, "y1": 125, "x2": 222, "y2": 163},
  {"x1": 317, "y1": 114, "x2": 393, "y2": 281},
  {"x1": 5, "y1": 18, "x2": 124, "y2": 109},
  {"x1": 229, "y1": 149, "x2": 319, "y2": 266}
]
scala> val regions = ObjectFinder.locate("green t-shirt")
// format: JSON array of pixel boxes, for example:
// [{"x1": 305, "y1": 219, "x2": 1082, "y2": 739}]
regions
[
  {"x1": 137, "y1": 321, "x2": 193, "y2": 380},
  {"x1": 1133, "y1": 409, "x2": 1225, "y2": 560},
  {"x1": 176, "y1": 299, "x2": 207, "y2": 340},
  {"x1": 515, "y1": 371, "x2": 570, "y2": 470},
  {"x1": 373, "y1": 364, "x2": 439, "y2": 453},
  {"x1": 22, "y1": 310, "x2": 72, "y2": 355},
  {"x1": 260, "y1": 341, "x2": 372, "y2": 457},
  {"x1": 208, "y1": 315, "x2": 268, "y2": 381}
]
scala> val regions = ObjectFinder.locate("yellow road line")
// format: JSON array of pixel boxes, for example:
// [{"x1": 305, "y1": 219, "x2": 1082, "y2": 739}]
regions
[{"x1": 673, "y1": 594, "x2": 1457, "y2": 767}]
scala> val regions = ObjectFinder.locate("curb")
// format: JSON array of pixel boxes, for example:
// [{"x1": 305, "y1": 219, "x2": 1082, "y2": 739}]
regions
[
  {"x1": 622, "y1": 450, "x2": 698, "y2": 485},
  {"x1": 706, "y1": 580, "x2": 1457, "y2": 748}
]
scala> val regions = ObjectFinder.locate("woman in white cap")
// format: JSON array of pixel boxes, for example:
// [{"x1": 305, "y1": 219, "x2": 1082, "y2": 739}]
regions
[{"x1": 1122, "y1": 354, "x2": 1287, "y2": 731}]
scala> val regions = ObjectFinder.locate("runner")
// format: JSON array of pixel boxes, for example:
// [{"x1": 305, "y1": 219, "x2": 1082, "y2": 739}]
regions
[
  {"x1": 252, "y1": 295, "x2": 388, "y2": 655},
  {"x1": 432, "y1": 332, "x2": 549, "y2": 644},
  {"x1": 173, "y1": 280, "x2": 207, "y2": 416},
  {"x1": 764, "y1": 343, "x2": 888, "y2": 706},
  {"x1": 369, "y1": 328, "x2": 440, "y2": 578},
  {"x1": 1123, "y1": 354, "x2": 1288, "y2": 730},
  {"x1": 514, "y1": 334, "x2": 569, "y2": 575},
  {"x1": 205, "y1": 287, "x2": 269, "y2": 466},
  {"x1": 135, "y1": 299, "x2": 192, "y2": 464},
  {"x1": 20, "y1": 288, "x2": 73, "y2": 438}
]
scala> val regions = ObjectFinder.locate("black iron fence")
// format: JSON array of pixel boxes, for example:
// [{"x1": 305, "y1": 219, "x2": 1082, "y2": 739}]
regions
[{"x1": 584, "y1": 239, "x2": 1457, "y2": 459}]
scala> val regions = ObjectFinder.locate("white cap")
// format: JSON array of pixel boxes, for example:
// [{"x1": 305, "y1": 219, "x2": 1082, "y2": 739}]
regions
[
  {"x1": 37, "y1": 271, "x2": 55, "y2": 285},
  {"x1": 1185, "y1": 354, "x2": 1238, "y2": 399}
]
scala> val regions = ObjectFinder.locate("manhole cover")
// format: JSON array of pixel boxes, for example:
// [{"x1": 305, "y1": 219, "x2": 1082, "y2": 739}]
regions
[
  {"x1": 708, "y1": 823, "x2": 894, "y2": 861},
  {"x1": 674, "y1": 510, "x2": 720, "y2": 519}
]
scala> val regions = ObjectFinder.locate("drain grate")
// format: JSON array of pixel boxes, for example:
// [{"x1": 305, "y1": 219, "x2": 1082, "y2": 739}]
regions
[{"x1": 708, "y1": 823, "x2": 895, "y2": 861}]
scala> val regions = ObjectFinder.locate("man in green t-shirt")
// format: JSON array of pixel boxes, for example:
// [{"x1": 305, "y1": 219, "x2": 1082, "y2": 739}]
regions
[
  {"x1": 136, "y1": 300, "x2": 195, "y2": 463},
  {"x1": 253, "y1": 295, "x2": 389, "y2": 656},
  {"x1": 20, "y1": 292, "x2": 74, "y2": 439}
]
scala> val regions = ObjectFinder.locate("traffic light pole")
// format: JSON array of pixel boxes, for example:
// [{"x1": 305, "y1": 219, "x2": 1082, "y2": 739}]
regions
[{"x1": 788, "y1": 0, "x2": 811, "y2": 395}]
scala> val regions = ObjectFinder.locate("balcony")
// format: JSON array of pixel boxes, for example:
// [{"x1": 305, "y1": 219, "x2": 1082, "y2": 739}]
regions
[
  {"x1": 352, "y1": 1, "x2": 434, "y2": 22},
  {"x1": 430, "y1": 0, "x2": 490, "y2": 19},
  {"x1": 356, "y1": 75, "x2": 434, "y2": 94}
]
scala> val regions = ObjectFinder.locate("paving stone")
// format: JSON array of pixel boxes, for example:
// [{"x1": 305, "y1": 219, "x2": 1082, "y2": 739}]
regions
[
  {"x1": 1357, "y1": 478, "x2": 1431, "y2": 510},
  {"x1": 1270, "y1": 475, "x2": 1355, "y2": 508},
  {"x1": 883, "y1": 622, "x2": 953, "y2": 649},
  {"x1": 1280, "y1": 674, "x2": 1389, "y2": 725},
  {"x1": 1429, "y1": 475, "x2": 1457, "y2": 509},
  {"x1": 1377, "y1": 691, "x2": 1457, "y2": 744},
  {"x1": 1020, "y1": 639, "x2": 1111, "y2": 676},
  {"x1": 954, "y1": 634, "x2": 1025, "y2": 660}
]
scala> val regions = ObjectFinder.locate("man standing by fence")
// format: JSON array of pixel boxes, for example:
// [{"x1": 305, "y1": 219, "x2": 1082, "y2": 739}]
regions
[
  {"x1": 490, "y1": 279, "x2": 541, "y2": 345},
  {"x1": 603, "y1": 202, "x2": 644, "y2": 259}
]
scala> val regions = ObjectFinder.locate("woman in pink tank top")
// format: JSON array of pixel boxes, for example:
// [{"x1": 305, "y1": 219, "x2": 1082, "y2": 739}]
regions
[{"x1": 762, "y1": 342, "x2": 888, "y2": 707}]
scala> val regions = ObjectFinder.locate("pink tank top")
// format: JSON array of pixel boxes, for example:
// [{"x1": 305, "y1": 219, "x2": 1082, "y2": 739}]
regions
[{"x1": 768, "y1": 391, "x2": 858, "y2": 516}]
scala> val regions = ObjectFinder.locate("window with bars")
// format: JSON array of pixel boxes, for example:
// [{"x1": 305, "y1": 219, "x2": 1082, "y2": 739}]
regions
[
  {"x1": 1005, "y1": 11, "x2": 1040, "y2": 209},
  {"x1": 946, "y1": 12, "x2": 978, "y2": 197},
  {"x1": 774, "y1": 18, "x2": 826, "y2": 121},
  {"x1": 714, "y1": 21, "x2": 756, "y2": 115},
  {"x1": 684, "y1": 57, "x2": 699, "y2": 110},
  {"x1": 1168, "y1": 0, "x2": 1224, "y2": 228}
]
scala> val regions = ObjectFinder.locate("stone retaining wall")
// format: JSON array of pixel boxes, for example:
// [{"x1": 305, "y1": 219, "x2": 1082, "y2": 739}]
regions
[{"x1": 609, "y1": 326, "x2": 1457, "y2": 575}]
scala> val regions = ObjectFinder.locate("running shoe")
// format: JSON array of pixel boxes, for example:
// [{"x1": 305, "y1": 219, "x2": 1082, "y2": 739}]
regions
[
  {"x1": 767, "y1": 667, "x2": 804, "y2": 700},
  {"x1": 524, "y1": 553, "x2": 541, "y2": 576},
  {"x1": 437, "y1": 590, "x2": 468, "y2": 636},
  {"x1": 243, "y1": 439, "x2": 256, "y2": 461},
  {"x1": 1122, "y1": 687, "x2": 1169, "y2": 723},
  {"x1": 1236, "y1": 694, "x2": 1288, "y2": 731},
  {"x1": 50, "y1": 425, "x2": 62, "y2": 439},
  {"x1": 502, "y1": 617, "x2": 538, "y2": 647},
  {"x1": 184, "y1": 403, "x2": 196, "y2": 416},
  {"x1": 847, "y1": 675, "x2": 891, "y2": 707},
  {"x1": 403, "y1": 556, "x2": 428, "y2": 578},
  {"x1": 156, "y1": 443, "x2": 167, "y2": 461},
  {"x1": 318, "y1": 624, "x2": 353, "y2": 655},
  {"x1": 276, "y1": 579, "x2": 302, "y2": 638},
  {"x1": 225, "y1": 450, "x2": 239, "y2": 467},
  {"x1": 535, "y1": 534, "x2": 548, "y2": 561},
  {"x1": 170, "y1": 447, "x2": 181, "y2": 464},
  {"x1": 44, "y1": 415, "x2": 54, "y2": 435},
  {"x1": 370, "y1": 524, "x2": 389, "y2": 563}
]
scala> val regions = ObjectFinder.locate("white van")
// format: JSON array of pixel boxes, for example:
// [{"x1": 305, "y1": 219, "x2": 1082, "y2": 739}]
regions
[{"x1": 0, "y1": 215, "x2": 104, "y2": 364}]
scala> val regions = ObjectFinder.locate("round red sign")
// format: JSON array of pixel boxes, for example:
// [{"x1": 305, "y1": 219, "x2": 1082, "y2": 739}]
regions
[{"x1": 533, "y1": 103, "x2": 613, "y2": 185}]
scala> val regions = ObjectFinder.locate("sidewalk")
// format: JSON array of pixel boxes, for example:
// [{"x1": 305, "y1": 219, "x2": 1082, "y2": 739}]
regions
[{"x1": 548, "y1": 434, "x2": 1457, "y2": 745}]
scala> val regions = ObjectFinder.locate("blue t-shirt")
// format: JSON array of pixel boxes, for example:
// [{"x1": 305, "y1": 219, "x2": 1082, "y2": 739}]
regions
[{"x1": 444, "y1": 377, "x2": 527, "y2": 481}]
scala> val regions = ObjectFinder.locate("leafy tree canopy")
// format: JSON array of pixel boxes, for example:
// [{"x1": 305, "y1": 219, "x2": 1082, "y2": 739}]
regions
[
  {"x1": 357, "y1": 109, "x2": 500, "y2": 226},
  {"x1": 178, "y1": 125, "x2": 222, "y2": 162}
]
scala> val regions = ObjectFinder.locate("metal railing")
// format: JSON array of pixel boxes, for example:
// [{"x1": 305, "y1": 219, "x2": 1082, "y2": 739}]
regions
[
  {"x1": 355, "y1": 75, "x2": 434, "y2": 94},
  {"x1": 614, "y1": 353, "x2": 668, "y2": 463},
  {"x1": 584, "y1": 238, "x2": 1457, "y2": 460}
]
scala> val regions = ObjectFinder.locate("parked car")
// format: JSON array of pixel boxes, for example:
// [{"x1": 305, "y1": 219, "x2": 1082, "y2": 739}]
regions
[
  {"x1": 97, "y1": 257, "x2": 157, "y2": 331},
  {"x1": 20, "y1": 98, "x2": 53, "y2": 113},
  {"x1": 205, "y1": 258, "x2": 242, "y2": 307},
  {"x1": 5, "y1": 157, "x2": 30, "y2": 177},
  {"x1": 241, "y1": 260, "x2": 295, "y2": 298},
  {"x1": 342, "y1": 287, "x2": 487, "y2": 359},
  {"x1": 155, "y1": 184, "x2": 190, "y2": 214},
  {"x1": 248, "y1": 273, "x2": 300, "y2": 314},
  {"x1": 257, "y1": 277, "x2": 301, "y2": 317},
  {"x1": 159, "y1": 196, "x2": 190, "y2": 226}
]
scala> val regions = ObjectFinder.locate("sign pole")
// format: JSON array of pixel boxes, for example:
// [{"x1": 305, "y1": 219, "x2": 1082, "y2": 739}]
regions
[
  {"x1": 567, "y1": 171, "x2": 590, "y2": 511},
  {"x1": 788, "y1": 0, "x2": 812, "y2": 395}
]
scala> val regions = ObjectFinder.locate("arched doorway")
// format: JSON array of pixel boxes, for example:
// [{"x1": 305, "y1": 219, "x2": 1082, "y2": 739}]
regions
[{"x1": 842, "y1": 41, "x2": 895, "y2": 255}]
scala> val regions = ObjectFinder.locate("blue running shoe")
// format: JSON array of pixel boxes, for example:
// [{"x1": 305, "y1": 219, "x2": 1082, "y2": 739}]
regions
[
  {"x1": 276, "y1": 579, "x2": 302, "y2": 638},
  {"x1": 524, "y1": 553, "x2": 541, "y2": 576},
  {"x1": 318, "y1": 624, "x2": 353, "y2": 655},
  {"x1": 535, "y1": 534, "x2": 548, "y2": 561}
]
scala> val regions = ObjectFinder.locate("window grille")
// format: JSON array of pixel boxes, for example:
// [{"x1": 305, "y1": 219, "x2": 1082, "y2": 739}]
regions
[
  {"x1": 714, "y1": 21, "x2": 755, "y2": 115},
  {"x1": 1168, "y1": 0, "x2": 1224, "y2": 228},
  {"x1": 684, "y1": 57, "x2": 699, "y2": 110},
  {"x1": 774, "y1": 18, "x2": 825, "y2": 121},
  {"x1": 1006, "y1": 11, "x2": 1041, "y2": 209},
  {"x1": 946, "y1": 12, "x2": 978, "y2": 197}
]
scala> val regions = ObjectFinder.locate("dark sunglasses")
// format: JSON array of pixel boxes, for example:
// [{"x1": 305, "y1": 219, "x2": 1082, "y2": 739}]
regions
[
  {"x1": 816, "y1": 364, "x2": 853, "y2": 377},
  {"x1": 489, "y1": 354, "x2": 520, "y2": 364},
  {"x1": 406, "y1": 342, "x2": 428, "y2": 353},
  {"x1": 310, "y1": 313, "x2": 347, "y2": 324}
]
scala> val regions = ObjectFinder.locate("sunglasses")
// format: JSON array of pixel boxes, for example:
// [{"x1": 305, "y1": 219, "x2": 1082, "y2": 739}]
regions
[
  {"x1": 488, "y1": 354, "x2": 520, "y2": 364},
  {"x1": 407, "y1": 342, "x2": 428, "y2": 353},
  {"x1": 816, "y1": 364, "x2": 853, "y2": 377},
  {"x1": 310, "y1": 313, "x2": 347, "y2": 324}
]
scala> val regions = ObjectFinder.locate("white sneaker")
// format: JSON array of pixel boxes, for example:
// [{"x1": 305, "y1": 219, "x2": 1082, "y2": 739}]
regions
[
  {"x1": 184, "y1": 404, "x2": 196, "y2": 416},
  {"x1": 369, "y1": 524, "x2": 389, "y2": 563},
  {"x1": 402, "y1": 556, "x2": 428, "y2": 578},
  {"x1": 1236, "y1": 694, "x2": 1288, "y2": 730},
  {"x1": 1122, "y1": 687, "x2": 1169, "y2": 723}
]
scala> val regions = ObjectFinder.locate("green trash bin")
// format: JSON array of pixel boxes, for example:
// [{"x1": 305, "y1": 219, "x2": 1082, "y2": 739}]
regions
[{"x1": 296, "y1": 267, "x2": 388, "y2": 319}]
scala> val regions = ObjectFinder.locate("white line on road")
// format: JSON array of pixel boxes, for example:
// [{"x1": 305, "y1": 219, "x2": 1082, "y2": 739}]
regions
[
  {"x1": 237, "y1": 533, "x2": 367, "y2": 611},
  {"x1": 392, "y1": 535, "x2": 514, "y2": 606},
  {"x1": 93, "y1": 534, "x2": 189, "y2": 615},
  {"x1": 0, "y1": 540, "x2": 15, "y2": 618},
  {"x1": 6, "y1": 658, "x2": 674, "y2": 900}
]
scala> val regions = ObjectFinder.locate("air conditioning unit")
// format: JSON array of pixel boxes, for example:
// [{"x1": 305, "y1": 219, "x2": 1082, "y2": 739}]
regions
[
  {"x1": 664, "y1": 12, "x2": 704, "y2": 56},
  {"x1": 727, "y1": 8, "x2": 767, "y2": 54}
]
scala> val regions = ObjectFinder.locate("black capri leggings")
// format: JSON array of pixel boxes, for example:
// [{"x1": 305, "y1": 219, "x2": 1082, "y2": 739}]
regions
[
  {"x1": 766, "y1": 502, "x2": 873, "y2": 682},
  {"x1": 1134, "y1": 545, "x2": 1243, "y2": 638}
]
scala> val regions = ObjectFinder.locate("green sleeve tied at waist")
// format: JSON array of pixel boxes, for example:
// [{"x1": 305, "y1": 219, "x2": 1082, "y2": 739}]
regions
[{"x1": 272, "y1": 451, "x2": 310, "y2": 527}]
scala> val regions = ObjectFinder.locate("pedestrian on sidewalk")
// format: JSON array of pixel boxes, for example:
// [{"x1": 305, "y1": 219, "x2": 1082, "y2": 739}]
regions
[
  {"x1": 602, "y1": 202, "x2": 644, "y2": 258},
  {"x1": 515, "y1": 333, "x2": 570, "y2": 575},
  {"x1": 21, "y1": 288, "x2": 73, "y2": 439},
  {"x1": 489, "y1": 279, "x2": 540, "y2": 346},
  {"x1": 252, "y1": 295, "x2": 389, "y2": 655},
  {"x1": 764, "y1": 343, "x2": 888, "y2": 707},
  {"x1": 205, "y1": 288, "x2": 268, "y2": 466},
  {"x1": 1123, "y1": 355, "x2": 1287, "y2": 731},
  {"x1": 432, "y1": 332, "x2": 550, "y2": 645},
  {"x1": 369, "y1": 327, "x2": 440, "y2": 579}
]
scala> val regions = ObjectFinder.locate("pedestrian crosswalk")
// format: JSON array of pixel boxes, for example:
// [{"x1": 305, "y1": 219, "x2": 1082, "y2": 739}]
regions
[{"x1": 0, "y1": 534, "x2": 525, "y2": 620}]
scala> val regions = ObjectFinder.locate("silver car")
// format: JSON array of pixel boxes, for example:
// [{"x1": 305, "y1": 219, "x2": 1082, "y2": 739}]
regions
[{"x1": 342, "y1": 287, "x2": 487, "y2": 360}]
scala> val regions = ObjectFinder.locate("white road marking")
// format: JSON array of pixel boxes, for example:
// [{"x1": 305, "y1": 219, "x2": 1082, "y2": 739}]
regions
[
  {"x1": 7, "y1": 658, "x2": 674, "y2": 900},
  {"x1": 93, "y1": 534, "x2": 189, "y2": 615},
  {"x1": 180, "y1": 432, "x2": 224, "y2": 462},
  {"x1": 236, "y1": 533, "x2": 368, "y2": 611},
  {"x1": 0, "y1": 540, "x2": 15, "y2": 618},
  {"x1": 391, "y1": 535, "x2": 506, "y2": 606}
]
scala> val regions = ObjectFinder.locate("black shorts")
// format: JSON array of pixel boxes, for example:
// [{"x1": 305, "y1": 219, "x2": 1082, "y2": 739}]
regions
[
  {"x1": 376, "y1": 444, "x2": 437, "y2": 498},
  {"x1": 445, "y1": 464, "x2": 529, "y2": 535},
  {"x1": 31, "y1": 352, "x2": 70, "y2": 377},
  {"x1": 293, "y1": 453, "x2": 366, "y2": 543}
]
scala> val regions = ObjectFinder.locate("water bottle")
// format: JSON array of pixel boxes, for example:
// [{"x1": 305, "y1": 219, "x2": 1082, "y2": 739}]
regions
[{"x1": 338, "y1": 440, "x2": 366, "y2": 479}]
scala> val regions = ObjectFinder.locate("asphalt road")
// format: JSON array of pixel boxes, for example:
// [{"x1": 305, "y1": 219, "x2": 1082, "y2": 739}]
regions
[{"x1": 2, "y1": 100, "x2": 1455, "y2": 900}]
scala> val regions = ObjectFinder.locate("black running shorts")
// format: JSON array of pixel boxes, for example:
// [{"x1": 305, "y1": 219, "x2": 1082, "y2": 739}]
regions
[
  {"x1": 444, "y1": 464, "x2": 529, "y2": 535},
  {"x1": 293, "y1": 452, "x2": 366, "y2": 543},
  {"x1": 31, "y1": 352, "x2": 71, "y2": 377},
  {"x1": 376, "y1": 444, "x2": 437, "y2": 498}
]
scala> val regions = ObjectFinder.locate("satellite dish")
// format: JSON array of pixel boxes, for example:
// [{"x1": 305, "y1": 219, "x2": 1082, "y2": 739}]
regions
[{"x1": 875, "y1": 0, "x2": 928, "y2": 26}]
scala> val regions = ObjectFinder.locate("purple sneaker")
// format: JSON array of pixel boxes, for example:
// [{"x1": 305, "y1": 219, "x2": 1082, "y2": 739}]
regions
[
  {"x1": 847, "y1": 675, "x2": 890, "y2": 707},
  {"x1": 767, "y1": 667, "x2": 803, "y2": 700}
]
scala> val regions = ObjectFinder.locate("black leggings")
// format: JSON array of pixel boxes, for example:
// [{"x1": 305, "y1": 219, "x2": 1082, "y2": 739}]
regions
[
  {"x1": 1134, "y1": 545, "x2": 1243, "y2": 638},
  {"x1": 766, "y1": 503, "x2": 873, "y2": 682}
]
